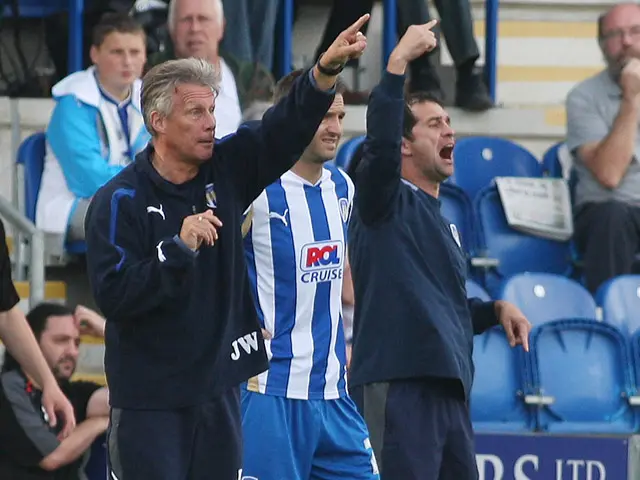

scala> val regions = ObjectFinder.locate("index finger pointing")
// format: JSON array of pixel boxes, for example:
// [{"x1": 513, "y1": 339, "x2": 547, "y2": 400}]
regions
[
  {"x1": 423, "y1": 19, "x2": 438, "y2": 30},
  {"x1": 345, "y1": 13, "x2": 370, "y2": 35}
]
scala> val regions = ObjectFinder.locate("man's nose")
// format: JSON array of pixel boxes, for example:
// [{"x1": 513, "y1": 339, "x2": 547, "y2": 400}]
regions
[
  {"x1": 326, "y1": 117, "x2": 342, "y2": 136},
  {"x1": 204, "y1": 112, "x2": 216, "y2": 132}
]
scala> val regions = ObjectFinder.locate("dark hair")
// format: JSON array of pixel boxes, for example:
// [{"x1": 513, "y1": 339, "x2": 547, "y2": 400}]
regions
[
  {"x1": 402, "y1": 90, "x2": 444, "y2": 141},
  {"x1": 273, "y1": 68, "x2": 347, "y2": 103},
  {"x1": 2, "y1": 303, "x2": 74, "y2": 373},
  {"x1": 92, "y1": 12, "x2": 145, "y2": 48}
]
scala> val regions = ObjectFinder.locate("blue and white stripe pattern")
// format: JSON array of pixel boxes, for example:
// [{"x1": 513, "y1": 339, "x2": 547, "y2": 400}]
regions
[{"x1": 244, "y1": 164, "x2": 354, "y2": 400}]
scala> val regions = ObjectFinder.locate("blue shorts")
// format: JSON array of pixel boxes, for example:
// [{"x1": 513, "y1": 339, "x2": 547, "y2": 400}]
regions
[{"x1": 241, "y1": 390, "x2": 380, "y2": 480}]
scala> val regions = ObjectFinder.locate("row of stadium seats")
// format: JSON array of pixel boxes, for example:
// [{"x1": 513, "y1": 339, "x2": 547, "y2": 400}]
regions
[
  {"x1": 335, "y1": 135, "x2": 571, "y2": 296},
  {"x1": 468, "y1": 273, "x2": 640, "y2": 434},
  {"x1": 335, "y1": 135, "x2": 564, "y2": 201}
]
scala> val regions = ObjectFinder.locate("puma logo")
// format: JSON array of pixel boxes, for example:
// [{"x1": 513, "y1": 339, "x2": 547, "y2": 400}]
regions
[
  {"x1": 147, "y1": 204, "x2": 165, "y2": 220},
  {"x1": 156, "y1": 241, "x2": 166, "y2": 263},
  {"x1": 268, "y1": 209, "x2": 288, "y2": 227}
]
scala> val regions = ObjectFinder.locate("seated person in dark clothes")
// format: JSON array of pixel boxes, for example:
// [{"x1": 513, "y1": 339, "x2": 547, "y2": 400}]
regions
[{"x1": 0, "y1": 303, "x2": 109, "y2": 480}]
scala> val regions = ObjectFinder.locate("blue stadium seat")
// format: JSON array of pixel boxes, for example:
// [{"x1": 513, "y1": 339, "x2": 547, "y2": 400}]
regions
[
  {"x1": 439, "y1": 183, "x2": 476, "y2": 254},
  {"x1": 450, "y1": 136, "x2": 542, "y2": 201},
  {"x1": 499, "y1": 273, "x2": 597, "y2": 327},
  {"x1": 596, "y1": 275, "x2": 640, "y2": 336},
  {"x1": 530, "y1": 319, "x2": 638, "y2": 433},
  {"x1": 3, "y1": 0, "x2": 66, "y2": 17},
  {"x1": 335, "y1": 135, "x2": 365, "y2": 171},
  {"x1": 16, "y1": 132, "x2": 86, "y2": 255},
  {"x1": 466, "y1": 279, "x2": 491, "y2": 301},
  {"x1": 474, "y1": 185, "x2": 573, "y2": 295},
  {"x1": 16, "y1": 132, "x2": 46, "y2": 223},
  {"x1": 471, "y1": 327, "x2": 534, "y2": 432}
]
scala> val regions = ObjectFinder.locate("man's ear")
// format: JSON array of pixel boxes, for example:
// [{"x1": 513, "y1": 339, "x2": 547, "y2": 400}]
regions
[
  {"x1": 150, "y1": 111, "x2": 166, "y2": 135},
  {"x1": 400, "y1": 137, "x2": 412, "y2": 157},
  {"x1": 89, "y1": 45, "x2": 99, "y2": 66}
]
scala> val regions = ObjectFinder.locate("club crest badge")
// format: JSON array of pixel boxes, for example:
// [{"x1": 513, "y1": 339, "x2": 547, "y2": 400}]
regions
[
  {"x1": 339, "y1": 198, "x2": 350, "y2": 223},
  {"x1": 205, "y1": 183, "x2": 217, "y2": 209},
  {"x1": 449, "y1": 223, "x2": 462, "y2": 248}
]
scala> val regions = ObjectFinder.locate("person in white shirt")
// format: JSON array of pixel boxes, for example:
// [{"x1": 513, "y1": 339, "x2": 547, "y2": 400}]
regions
[{"x1": 166, "y1": 0, "x2": 243, "y2": 138}]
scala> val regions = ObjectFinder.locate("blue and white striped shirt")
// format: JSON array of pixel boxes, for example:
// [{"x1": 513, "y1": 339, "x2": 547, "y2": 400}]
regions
[{"x1": 244, "y1": 164, "x2": 354, "y2": 400}]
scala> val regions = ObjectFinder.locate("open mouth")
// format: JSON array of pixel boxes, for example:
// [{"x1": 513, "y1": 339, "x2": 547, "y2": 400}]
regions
[{"x1": 439, "y1": 144, "x2": 454, "y2": 159}]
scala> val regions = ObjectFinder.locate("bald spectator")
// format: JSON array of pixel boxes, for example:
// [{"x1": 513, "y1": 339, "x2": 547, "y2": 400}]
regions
[
  {"x1": 566, "y1": 2, "x2": 640, "y2": 293},
  {"x1": 148, "y1": 0, "x2": 275, "y2": 137}
]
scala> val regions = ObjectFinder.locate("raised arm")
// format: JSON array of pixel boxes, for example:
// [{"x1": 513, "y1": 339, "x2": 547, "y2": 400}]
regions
[
  {"x1": 355, "y1": 21, "x2": 438, "y2": 225},
  {"x1": 85, "y1": 185, "x2": 218, "y2": 322},
  {"x1": 220, "y1": 14, "x2": 371, "y2": 209}
]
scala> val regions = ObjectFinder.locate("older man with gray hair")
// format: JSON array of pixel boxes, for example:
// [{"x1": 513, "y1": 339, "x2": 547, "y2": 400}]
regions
[
  {"x1": 84, "y1": 13, "x2": 370, "y2": 480},
  {"x1": 566, "y1": 2, "x2": 640, "y2": 294}
]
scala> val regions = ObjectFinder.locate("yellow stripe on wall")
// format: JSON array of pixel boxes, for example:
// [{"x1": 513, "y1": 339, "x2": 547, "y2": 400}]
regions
[
  {"x1": 72, "y1": 372, "x2": 107, "y2": 386},
  {"x1": 14, "y1": 281, "x2": 67, "y2": 300},
  {"x1": 544, "y1": 106, "x2": 568, "y2": 127},
  {"x1": 498, "y1": 65, "x2": 600, "y2": 83},
  {"x1": 474, "y1": 20, "x2": 597, "y2": 39}
]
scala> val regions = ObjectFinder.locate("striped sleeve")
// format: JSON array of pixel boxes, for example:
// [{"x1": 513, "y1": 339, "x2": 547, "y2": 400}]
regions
[{"x1": 0, "y1": 371, "x2": 59, "y2": 467}]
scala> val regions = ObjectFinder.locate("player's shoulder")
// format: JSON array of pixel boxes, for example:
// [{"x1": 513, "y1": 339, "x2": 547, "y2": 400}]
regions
[{"x1": 324, "y1": 163, "x2": 354, "y2": 196}]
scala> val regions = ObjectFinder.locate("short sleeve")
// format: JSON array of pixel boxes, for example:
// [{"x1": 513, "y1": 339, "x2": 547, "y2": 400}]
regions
[
  {"x1": 0, "y1": 220, "x2": 20, "y2": 312},
  {"x1": 565, "y1": 85, "x2": 611, "y2": 155},
  {"x1": 0, "y1": 372, "x2": 60, "y2": 467},
  {"x1": 63, "y1": 381, "x2": 102, "y2": 423}
]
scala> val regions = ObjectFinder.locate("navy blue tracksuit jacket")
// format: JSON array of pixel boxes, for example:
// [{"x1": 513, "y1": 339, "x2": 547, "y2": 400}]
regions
[
  {"x1": 84, "y1": 69, "x2": 335, "y2": 410},
  {"x1": 348, "y1": 72, "x2": 498, "y2": 399}
]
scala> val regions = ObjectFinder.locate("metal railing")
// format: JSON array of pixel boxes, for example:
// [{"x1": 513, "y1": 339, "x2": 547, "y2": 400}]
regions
[{"x1": 0, "y1": 195, "x2": 45, "y2": 308}]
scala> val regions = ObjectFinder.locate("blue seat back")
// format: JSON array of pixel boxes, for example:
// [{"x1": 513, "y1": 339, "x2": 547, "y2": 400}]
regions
[
  {"x1": 3, "y1": 0, "x2": 66, "y2": 17},
  {"x1": 16, "y1": 132, "x2": 46, "y2": 222},
  {"x1": 475, "y1": 186, "x2": 572, "y2": 295},
  {"x1": 335, "y1": 135, "x2": 365, "y2": 171},
  {"x1": 530, "y1": 320, "x2": 637, "y2": 433},
  {"x1": 596, "y1": 275, "x2": 640, "y2": 336},
  {"x1": 466, "y1": 279, "x2": 491, "y2": 301},
  {"x1": 439, "y1": 183, "x2": 476, "y2": 254},
  {"x1": 16, "y1": 131, "x2": 86, "y2": 255},
  {"x1": 451, "y1": 136, "x2": 542, "y2": 201},
  {"x1": 471, "y1": 328, "x2": 533, "y2": 432},
  {"x1": 499, "y1": 273, "x2": 597, "y2": 327}
]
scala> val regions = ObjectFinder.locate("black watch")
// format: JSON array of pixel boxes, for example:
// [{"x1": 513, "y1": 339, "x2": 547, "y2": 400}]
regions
[{"x1": 316, "y1": 53, "x2": 345, "y2": 76}]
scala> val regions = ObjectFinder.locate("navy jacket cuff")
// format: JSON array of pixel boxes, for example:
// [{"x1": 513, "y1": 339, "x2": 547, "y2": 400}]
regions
[
  {"x1": 469, "y1": 299, "x2": 499, "y2": 335},
  {"x1": 379, "y1": 71, "x2": 406, "y2": 99},
  {"x1": 172, "y1": 235, "x2": 199, "y2": 259},
  {"x1": 308, "y1": 68, "x2": 337, "y2": 94}
]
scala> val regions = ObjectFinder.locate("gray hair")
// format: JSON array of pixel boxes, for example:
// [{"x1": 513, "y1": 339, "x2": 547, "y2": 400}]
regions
[
  {"x1": 167, "y1": 0, "x2": 224, "y2": 31},
  {"x1": 141, "y1": 57, "x2": 220, "y2": 136}
]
